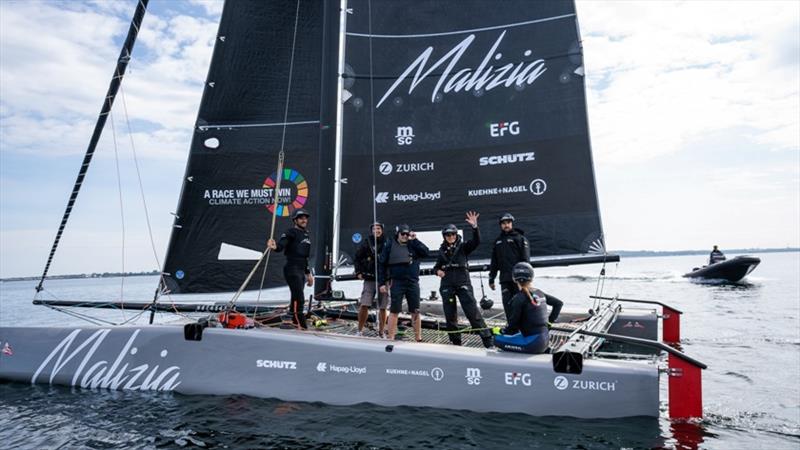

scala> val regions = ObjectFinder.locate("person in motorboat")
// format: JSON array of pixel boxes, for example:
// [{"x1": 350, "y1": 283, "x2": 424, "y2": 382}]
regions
[
  {"x1": 354, "y1": 222, "x2": 389, "y2": 337},
  {"x1": 267, "y1": 209, "x2": 313, "y2": 329},
  {"x1": 488, "y1": 212, "x2": 530, "y2": 321},
  {"x1": 709, "y1": 245, "x2": 726, "y2": 264},
  {"x1": 433, "y1": 211, "x2": 493, "y2": 349},
  {"x1": 494, "y1": 262, "x2": 561, "y2": 354},
  {"x1": 378, "y1": 224, "x2": 429, "y2": 341}
]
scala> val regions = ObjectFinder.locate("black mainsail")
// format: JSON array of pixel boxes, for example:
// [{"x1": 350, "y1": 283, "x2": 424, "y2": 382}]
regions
[
  {"x1": 337, "y1": 0, "x2": 606, "y2": 264},
  {"x1": 162, "y1": 0, "x2": 329, "y2": 294}
]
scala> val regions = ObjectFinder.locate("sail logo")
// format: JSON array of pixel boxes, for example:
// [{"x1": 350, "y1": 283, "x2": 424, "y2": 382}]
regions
[
  {"x1": 375, "y1": 191, "x2": 440, "y2": 203},
  {"x1": 201, "y1": 168, "x2": 309, "y2": 216},
  {"x1": 479, "y1": 152, "x2": 535, "y2": 166},
  {"x1": 504, "y1": 372, "x2": 532, "y2": 386},
  {"x1": 379, "y1": 161, "x2": 434, "y2": 175},
  {"x1": 490, "y1": 121, "x2": 520, "y2": 137},
  {"x1": 377, "y1": 30, "x2": 547, "y2": 108},
  {"x1": 375, "y1": 192, "x2": 390, "y2": 203},
  {"x1": 32, "y1": 329, "x2": 181, "y2": 392},
  {"x1": 396, "y1": 126, "x2": 414, "y2": 145},
  {"x1": 466, "y1": 367, "x2": 482, "y2": 385}
]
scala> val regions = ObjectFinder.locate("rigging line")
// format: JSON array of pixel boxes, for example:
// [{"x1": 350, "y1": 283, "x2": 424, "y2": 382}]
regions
[
  {"x1": 367, "y1": 0, "x2": 381, "y2": 302},
  {"x1": 233, "y1": 0, "x2": 302, "y2": 313},
  {"x1": 118, "y1": 85, "x2": 169, "y2": 301},
  {"x1": 108, "y1": 108, "x2": 127, "y2": 323}
]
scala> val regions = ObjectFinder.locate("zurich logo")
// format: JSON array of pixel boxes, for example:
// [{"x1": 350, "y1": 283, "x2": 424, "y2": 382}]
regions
[
  {"x1": 379, "y1": 162, "x2": 393, "y2": 175},
  {"x1": 554, "y1": 375, "x2": 569, "y2": 390}
]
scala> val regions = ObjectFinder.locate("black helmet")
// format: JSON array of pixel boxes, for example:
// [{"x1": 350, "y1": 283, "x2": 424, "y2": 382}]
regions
[
  {"x1": 395, "y1": 223, "x2": 411, "y2": 235},
  {"x1": 479, "y1": 297, "x2": 494, "y2": 310},
  {"x1": 292, "y1": 209, "x2": 310, "y2": 220},
  {"x1": 512, "y1": 262, "x2": 534, "y2": 283},
  {"x1": 441, "y1": 224, "x2": 458, "y2": 236},
  {"x1": 499, "y1": 212, "x2": 515, "y2": 223}
]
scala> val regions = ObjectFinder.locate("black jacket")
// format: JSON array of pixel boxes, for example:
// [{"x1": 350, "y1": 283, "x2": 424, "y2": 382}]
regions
[
  {"x1": 505, "y1": 288, "x2": 548, "y2": 336},
  {"x1": 378, "y1": 238, "x2": 429, "y2": 284},
  {"x1": 274, "y1": 227, "x2": 312, "y2": 273},
  {"x1": 488, "y1": 228, "x2": 530, "y2": 284},
  {"x1": 354, "y1": 235, "x2": 386, "y2": 280},
  {"x1": 433, "y1": 226, "x2": 480, "y2": 286}
]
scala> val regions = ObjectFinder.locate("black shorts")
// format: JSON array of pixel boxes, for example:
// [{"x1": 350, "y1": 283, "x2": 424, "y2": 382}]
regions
[{"x1": 389, "y1": 281, "x2": 420, "y2": 314}]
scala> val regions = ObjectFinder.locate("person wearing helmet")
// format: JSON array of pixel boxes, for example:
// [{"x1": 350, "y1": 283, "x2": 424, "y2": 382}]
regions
[
  {"x1": 267, "y1": 209, "x2": 313, "y2": 329},
  {"x1": 378, "y1": 224, "x2": 429, "y2": 341},
  {"x1": 488, "y1": 212, "x2": 531, "y2": 321},
  {"x1": 433, "y1": 211, "x2": 493, "y2": 348},
  {"x1": 493, "y1": 262, "x2": 561, "y2": 354},
  {"x1": 354, "y1": 222, "x2": 389, "y2": 337}
]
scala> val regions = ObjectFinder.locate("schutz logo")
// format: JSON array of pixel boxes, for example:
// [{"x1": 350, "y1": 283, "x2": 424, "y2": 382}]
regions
[
  {"x1": 490, "y1": 121, "x2": 520, "y2": 137},
  {"x1": 396, "y1": 126, "x2": 414, "y2": 145},
  {"x1": 256, "y1": 360, "x2": 297, "y2": 370},
  {"x1": 479, "y1": 152, "x2": 535, "y2": 166},
  {"x1": 376, "y1": 31, "x2": 547, "y2": 108}
]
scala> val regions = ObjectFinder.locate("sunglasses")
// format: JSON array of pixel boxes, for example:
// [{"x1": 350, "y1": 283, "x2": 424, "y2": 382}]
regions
[
  {"x1": 444, "y1": 232, "x2": 457, "y2": 237},
  {"x1": 399, "y1": 232, "x2": 410, "y2": 236}
]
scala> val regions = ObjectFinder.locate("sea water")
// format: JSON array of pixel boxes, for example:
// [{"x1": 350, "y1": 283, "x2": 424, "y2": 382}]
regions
[{"x1": 1, "y1": 252, "x2": 798, "y2": 449}]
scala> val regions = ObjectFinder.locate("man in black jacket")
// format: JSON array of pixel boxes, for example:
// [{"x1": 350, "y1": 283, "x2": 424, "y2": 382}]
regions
[
  {"x1": 268, "y1": 209, "x2": 313, "y2": 329},
  {"x1": 378, "y1": 224, "x2": 429, "y2": 341},
  {"x1": 354, "y1": 222, "x2": 388, "y2": 337},
  {"x1": 488, "y1": 212, "x2": 530, "y2": 321},
  {"x1": 434, "y1": 211, "x2": 493, "y2": 348}
]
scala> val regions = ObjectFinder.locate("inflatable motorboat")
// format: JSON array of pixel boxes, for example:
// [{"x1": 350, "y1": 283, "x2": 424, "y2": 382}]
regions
[{"x1": 683, "y1": 255, "x2": 761, "y2": 282}]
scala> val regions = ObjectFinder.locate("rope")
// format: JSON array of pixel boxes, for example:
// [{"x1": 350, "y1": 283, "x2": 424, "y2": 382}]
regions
[
  {"x1": 108, "y1": 110, "x2": 127, "y2": 323},
  {"x1": 230, "y1": 0, "x2": 302, "y2": 315}
]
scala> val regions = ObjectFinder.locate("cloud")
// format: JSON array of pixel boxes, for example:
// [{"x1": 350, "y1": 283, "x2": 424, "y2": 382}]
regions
[{"x1": 577, "y1": 0, "x2": 800, "y2": 165}]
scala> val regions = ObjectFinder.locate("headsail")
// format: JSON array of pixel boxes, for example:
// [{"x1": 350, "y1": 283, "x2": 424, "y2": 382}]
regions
[
  {"x1": 162, "y1": 0, "x2": 327, "y2": 294},
  {"x1": 337, "y1": 0, "x2": 605, "y2": 263}
]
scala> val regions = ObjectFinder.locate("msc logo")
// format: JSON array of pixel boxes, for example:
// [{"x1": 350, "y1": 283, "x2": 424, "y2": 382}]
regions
[
  {"x1": 490, "y1": 121, "x2": 520, "y2": 137},
  {"x1": 466, "y1": 367, "x2": 482, "y2": 385},
  {"x1": 396, "y1": 126, "x2": 414, "y2": 145},
  {"x1": 379, "y1": 162, "x2": 393, "y2": 175},
  {"x1": 504, "y1": 372, "x2": 532, "y2": 386}
]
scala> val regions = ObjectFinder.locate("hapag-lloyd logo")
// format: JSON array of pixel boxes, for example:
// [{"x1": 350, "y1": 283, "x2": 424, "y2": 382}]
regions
[
  {"x1": 32, "y1": 329, "x2": 181, "y2": 391},
  {"x1": 377, "y1": 30, "x2": 547, "y2": 108}
]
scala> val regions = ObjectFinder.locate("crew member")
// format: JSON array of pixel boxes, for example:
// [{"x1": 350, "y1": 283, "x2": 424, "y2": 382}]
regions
[
  {"x1": 378, "y1": 224, "x2": 429, "y2": 342},
  {"x1": 488, "y1": 212, "x2": 530, "y2": 321},
  {"x1": 354, "y1": 222, "x2": 389, "y2": 337},
  {"x1": 709, "y1": 245, "x2": 726, "y2": 264},
  {"x1": 267, "y1": 209, "x2": 313, "y2": 329},
  {"x1": 494, "y1": 262, "x2": 560, "y2": 354},
  {"x1": 434, "y1": 211, "x2": 493, "y2": 348}
]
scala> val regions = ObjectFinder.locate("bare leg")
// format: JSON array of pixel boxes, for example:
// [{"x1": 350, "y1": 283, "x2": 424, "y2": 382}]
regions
[
  {"x1": 412, "y1": 312, "x2": 422, "y2": 342},
  {"x1": 387, "y1": 313, "x2": 399, "y2": 340},
  {"x1": 379, "y1": 308, "x2": 387, "y2": 335},
  {"x1": 357, "y1": 305, "x2": 369, "y2": 332}
]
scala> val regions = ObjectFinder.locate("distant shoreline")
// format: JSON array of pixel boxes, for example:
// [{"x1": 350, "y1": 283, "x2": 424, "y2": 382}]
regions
[{"x1": 1, "y1": 248, "x2": 796, "y2": 282}]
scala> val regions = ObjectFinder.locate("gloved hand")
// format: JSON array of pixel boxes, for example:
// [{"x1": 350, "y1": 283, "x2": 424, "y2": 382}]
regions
[{"x1": 491, "y1": 326, "x2": 502, "y2": 335}]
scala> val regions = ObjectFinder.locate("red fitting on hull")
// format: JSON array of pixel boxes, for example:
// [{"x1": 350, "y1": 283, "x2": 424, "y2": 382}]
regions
[
  {"x1": 662, "y1": 306, "x2": 681, "y2": 343},
  {"x1": 668, "y1": 353, "x2": 703, "y2": 418}
]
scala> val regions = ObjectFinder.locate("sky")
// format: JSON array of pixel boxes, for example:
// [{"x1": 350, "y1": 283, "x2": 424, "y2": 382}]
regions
[{"x1": 0, "y1": 0, "x2": 798, "y2": 278}]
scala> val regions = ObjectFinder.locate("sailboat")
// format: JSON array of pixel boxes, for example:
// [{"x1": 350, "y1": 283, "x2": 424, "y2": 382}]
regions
[{"x1": 0, "y1": 0, "x2": 706, "y2": 419}]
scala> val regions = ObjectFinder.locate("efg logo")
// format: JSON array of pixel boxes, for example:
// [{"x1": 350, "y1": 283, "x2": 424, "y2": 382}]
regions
[
  {"x1": 479, "y1": 152, "x2": 535, "y2": 166},
  {"x1": 490, "y1": 121, "x2": 520, "y2": 137}
]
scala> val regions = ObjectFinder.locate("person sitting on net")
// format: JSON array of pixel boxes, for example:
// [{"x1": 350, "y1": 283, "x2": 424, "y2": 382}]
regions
[
  {"x1": 493, "y1": 262, "x2": 561, "y2": 354},
  {"x1": 709, "y1": 245, "x2": 726, "y2": 264}
]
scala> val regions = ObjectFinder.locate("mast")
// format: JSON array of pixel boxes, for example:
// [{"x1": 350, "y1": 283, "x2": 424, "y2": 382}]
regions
[
  {"x1": 330, "y1": 0, "x2": 348, "y2": 279},
  {"x1": 313, "y1": 0, "x2": 344, "y2": 297},
  {"x1": 36, "y1": 0, "x2": 149, "y2": 293}
]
